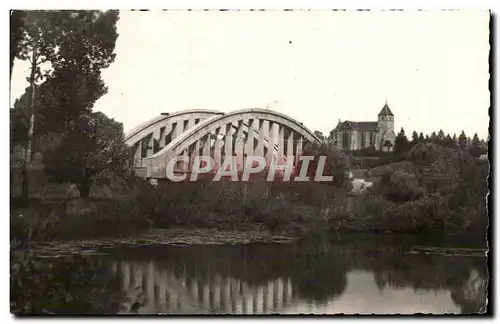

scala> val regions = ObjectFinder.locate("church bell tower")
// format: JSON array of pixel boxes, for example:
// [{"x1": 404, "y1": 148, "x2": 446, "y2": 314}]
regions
[{"x1": 376, "y1": 100, "x2": 395, "y2": 151}]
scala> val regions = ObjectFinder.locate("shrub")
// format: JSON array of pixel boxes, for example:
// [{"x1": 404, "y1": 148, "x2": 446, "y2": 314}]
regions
[
  {"x1": 296, "y1": 143, "x2": 349, "y2": 188},
  {"x1": 11, "y1": 196, "x2": 148, "y2": 244},
  {"x1": 11, "y1": 248, "x2": 122, "y2": 315},
  {"x1": 380, "y1": 170, "x2": 425, "y2": 203}
]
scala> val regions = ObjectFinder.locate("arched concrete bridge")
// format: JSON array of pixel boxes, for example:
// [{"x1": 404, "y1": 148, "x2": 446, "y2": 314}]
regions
[{"x1": 125, "y1": 108, "x2": 321, "y2": 179}]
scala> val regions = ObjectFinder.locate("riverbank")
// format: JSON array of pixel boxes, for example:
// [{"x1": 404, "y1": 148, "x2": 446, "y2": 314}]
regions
[
  {"x1": 11, "y1": 174, "x2": 488, "y2": 247},
  {"x1": 17, "y1": 228, "x2": 296, "y2": 258},
  {"x1": 17, "y1": 228, "x2": 487, "y2": 259}
]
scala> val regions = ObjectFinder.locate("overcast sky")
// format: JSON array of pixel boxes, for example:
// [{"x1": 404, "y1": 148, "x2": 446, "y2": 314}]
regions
[{"x1": 10, "y1": 10, "x2": 490, "y2": 139}]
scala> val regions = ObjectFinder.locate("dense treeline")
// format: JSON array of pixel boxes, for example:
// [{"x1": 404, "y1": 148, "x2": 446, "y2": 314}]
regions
[
  {"x1": 350, "y1": 128, "x2": 487, "y2": 169},
  {"x1": 394, "y1": 128, "x2": 487, "y2": 158}
]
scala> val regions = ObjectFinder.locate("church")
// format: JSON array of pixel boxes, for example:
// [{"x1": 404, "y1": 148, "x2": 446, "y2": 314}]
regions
[{"x1": 329, "y1": 101, "x2": 396, "y2": 151}]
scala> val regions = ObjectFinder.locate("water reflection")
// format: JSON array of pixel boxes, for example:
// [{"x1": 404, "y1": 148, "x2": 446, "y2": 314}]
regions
[{"x1": 98, "y1": 240, "x2": 487, "y2": 314}]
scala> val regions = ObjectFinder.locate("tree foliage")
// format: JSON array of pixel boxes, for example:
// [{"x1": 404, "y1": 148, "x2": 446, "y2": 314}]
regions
[
  {"x1": 378, "y1": 170, "x2": 425, "y2": 203},
  {"x1": 430, "y1": 131, "x2": 437, "y2": 142},
  {"x1": 394, "y1": 127, "x2": 409, "y2": 155},
  {"x1": 314, "y1": 130, "x2": 325, "y2": 142},
  {"x1": 368, "y1": 140, "x2": 488, "y2": 235},
  {"x1": 15, "y1": 10, "x2": 119, "y2": 74},
  {"x1": 11, "y1": 10, "x2": 120, "y2": 153},
  {"x1": 458, "y1": 130, "x2": 468, "y2": 149},
  {"x1": 10, "y1": 10, "x2": 27, "y2": 80},
  {"x1": 43, "y1": 112, "x2": 131, "y2": 198},
  {"x1": 48, "y1": 10, "x2": 119, "y2": 72},
  {"x1": 296, "y1": 143, "x2": 349, "y2": 188},
  {"x1": 383, "y1": 140, "x2": 393, "y2": 152},
  {"x1": 469, "y1": 133, "x2": 483, "y2": 158},
  {"x1": 411, "y1": 131, "x2": 419, "y2": 144},
  {"x1": 15, "y1": 11, "x2": 61, "y2": 81},
  {"x1": 437, "y1": 129, "x2": 445, "y2": 143},
  {"x1": 443, "y1": 134, "x2": 455, "y2": 148}
]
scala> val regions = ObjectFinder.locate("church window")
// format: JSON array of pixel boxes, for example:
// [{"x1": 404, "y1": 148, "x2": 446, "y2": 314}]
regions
[{"x1": 342, "y1": 132, "x2": 349, "y2": 149}]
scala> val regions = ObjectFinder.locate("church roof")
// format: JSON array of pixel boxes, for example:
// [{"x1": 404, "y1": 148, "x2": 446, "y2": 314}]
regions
[
  {"x1": 378, "y1": 102, "x2": 394, "y2": 116},
  {"x1": 335, "y1": 121, "x2": 378, "y2": 131}
]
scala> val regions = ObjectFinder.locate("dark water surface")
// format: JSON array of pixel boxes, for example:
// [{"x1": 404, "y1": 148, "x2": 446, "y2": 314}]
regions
[{"x1": 17, "y1": 235, "x2": 488, "y2": 315}]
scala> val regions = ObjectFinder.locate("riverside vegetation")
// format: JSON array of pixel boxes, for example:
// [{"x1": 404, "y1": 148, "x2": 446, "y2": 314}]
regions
[{"x1": 11, "y1": 141, "x2": 489, "y2": 246}]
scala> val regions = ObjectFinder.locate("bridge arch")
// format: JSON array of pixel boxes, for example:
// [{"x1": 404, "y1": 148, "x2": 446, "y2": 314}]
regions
[
  {"x1": 124, "y1": 109, "x2": 224, "y2": 166},
  {"x1": 141, "y1": 108, "x2": 321, "y2": 178},
  {"x1": 125, "y1": 109, "x2": 223, "y2": 144}
]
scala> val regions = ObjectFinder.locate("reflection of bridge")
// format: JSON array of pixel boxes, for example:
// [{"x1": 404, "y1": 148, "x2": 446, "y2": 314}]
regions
[
  {"x1": 125, "y1": 109, "x2": 321, "y2": 179},
  {"x1": 111, "y1": 260, "x2": 313, "y2": 314},
  {"x1": 100, "y1": 240, "x2": 488, "y2": 315}
]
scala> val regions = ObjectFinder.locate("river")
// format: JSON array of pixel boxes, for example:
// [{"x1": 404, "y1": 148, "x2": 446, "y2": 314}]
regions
[{"x1": 12, "y1": 233, "x2": 488, "y2": 315}]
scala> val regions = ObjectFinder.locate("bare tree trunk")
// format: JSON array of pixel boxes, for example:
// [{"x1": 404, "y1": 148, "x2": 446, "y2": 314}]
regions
[{"x1": 21, "y1": 44, "x2": 37, "y2": 199}]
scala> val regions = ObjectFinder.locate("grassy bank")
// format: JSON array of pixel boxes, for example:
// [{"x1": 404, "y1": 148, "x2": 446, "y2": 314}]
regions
[
  {"x1": 11, "y1": 176, "x2": 487, "y2": 246},
  {"x1": 10, "y1": 180, "x2": 348, "y2": 244}
]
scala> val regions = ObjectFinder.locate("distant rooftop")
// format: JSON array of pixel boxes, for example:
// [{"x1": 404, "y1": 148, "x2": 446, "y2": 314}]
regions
[
  {"x1": 335, "y1": 121, "x2": 378, "y2": 131},
  {"x1": 378, "y1": 102, "x2": 394, "y2": 116}
]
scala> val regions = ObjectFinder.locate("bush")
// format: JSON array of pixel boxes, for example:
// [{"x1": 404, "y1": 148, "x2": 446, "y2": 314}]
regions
[
  {"x1": 379, "y1": 170, "x2": 425, "y2": 203},
  {"x1": 296, "y1": 143, "x2": 349, "y2": 188},
  {"x1": 130, "y1": 177, "x2": 350, "y2": 236},
  {"x1": 11, "y1": 248, "x2": 123, "y2": 315},
  {"x1": 348, "y1": 143, "x2": 488, "y2": 238},
  {"x1": 11, "y1": 196, "x2": 148, "y2": 244}
]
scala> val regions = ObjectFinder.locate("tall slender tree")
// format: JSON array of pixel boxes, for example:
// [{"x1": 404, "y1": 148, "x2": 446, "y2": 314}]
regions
[
  {"x1": 430, "y1": 131, "x2": 437, "y2": 143},
  {"x1": 469, "y1": 133, "x2": 482, "y2": 157},
  {"x1": 458, "y1": 130, "x2": 468, "y2": 149},
  {"x1": 411, "y1": 131, "x2": 419, "y2": 145},
  {"x1": 436, "y1": 129, "x2": 445, "y2": 146},
  {"x1": 444, "y1": 134, "x2": 454, "y2": 147},
  {"x1": 394, "y1": 127, "x2": 409, "y2": 154},
  {"x1": 15, "y1": 11, "x2": 61, "y2": 198}
]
